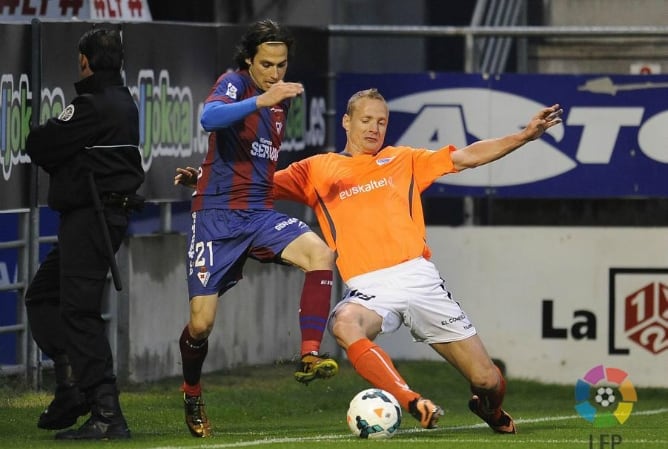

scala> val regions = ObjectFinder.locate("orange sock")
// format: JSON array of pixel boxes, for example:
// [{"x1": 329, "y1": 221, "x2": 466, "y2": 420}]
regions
[{"x1": 346, "y1": 338, "x2": 420, "y2": 410}]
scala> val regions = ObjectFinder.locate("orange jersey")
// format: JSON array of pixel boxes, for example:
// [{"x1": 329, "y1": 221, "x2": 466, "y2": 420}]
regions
[{"x1": 274, "y1": 145, "x2": 458, "y2": 282}]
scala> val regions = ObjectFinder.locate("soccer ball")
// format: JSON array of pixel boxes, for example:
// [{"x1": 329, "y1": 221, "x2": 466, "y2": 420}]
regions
[{"x1": 346, "y1": 388, "x2": 402, "y2": 439}]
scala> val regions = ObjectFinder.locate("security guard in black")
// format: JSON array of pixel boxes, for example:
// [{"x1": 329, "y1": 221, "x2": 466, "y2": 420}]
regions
[
  {"x1": 26, "y1": 65, "x2": 143, "y2": 211},
  {"x1": 24, "y1": 28, "x2": 143, "y2": 440}
]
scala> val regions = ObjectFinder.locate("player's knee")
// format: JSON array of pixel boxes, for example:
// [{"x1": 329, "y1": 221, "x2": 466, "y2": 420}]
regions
[
  {"x1": 330, "y1": 320, "x2": 356, "y2": 349},
  {"x1": 320, "y1": 248, "x2": 335, "y2": 269},
  {"x1": 332, "y1": 304, "x2": 357, "y2": 326},
  {"x1": 329, "y1": 305, "x2": 372, "y2": 346},
  {"x1": 470, "y1": 364, "x2": 502, "y2": 391},
  {"x1": 308, "y1": 242, "x2": 335, "y2": 270},
  {"x1": 330, "y1": 307, "x2": 352, "y2": 332},
  {"x1": 189, "y1": 317, "x2": 214, "y2": 339},
  {"x1": 329, "y1": 316, "x2": 346, "y2": 340}
]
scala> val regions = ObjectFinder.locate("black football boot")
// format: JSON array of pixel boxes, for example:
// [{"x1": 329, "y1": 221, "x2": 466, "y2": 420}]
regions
[
  {"x1": 37, "y1": 354, "x2": 90, "y2": 430},
  {"x1": 55, "y1": 382, "x2": 130, "y2": 440}
]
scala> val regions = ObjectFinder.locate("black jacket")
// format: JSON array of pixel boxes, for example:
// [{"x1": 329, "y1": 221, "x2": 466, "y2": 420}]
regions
[{"x1": 26, "y1": 70, "x2": 144, "y2": 212}]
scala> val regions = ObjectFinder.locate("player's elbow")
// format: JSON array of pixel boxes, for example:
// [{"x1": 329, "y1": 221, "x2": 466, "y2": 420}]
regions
[
  {"x1": 200, "y1": 113, "x2": 219, "y2": 132},
  {"x1": 200, "y1": 104, "x2": 230, "y2": 131},
  {"x1": 452, "y1": 147, "x2": 495, "y2": 171}
]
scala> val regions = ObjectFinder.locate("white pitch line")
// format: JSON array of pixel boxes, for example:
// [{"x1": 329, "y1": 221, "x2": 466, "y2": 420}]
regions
[
  {"x1": 148, "y1": 407, "x2": 668, "y2": 449},
  {"x1": 442, "y1": 406, "x2": 668, "y2": 431}
]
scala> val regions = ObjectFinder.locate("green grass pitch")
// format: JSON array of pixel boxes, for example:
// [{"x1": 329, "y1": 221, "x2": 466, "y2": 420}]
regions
[{"x1": 2, "y1": 360, "x2": 666, "y2": 448}]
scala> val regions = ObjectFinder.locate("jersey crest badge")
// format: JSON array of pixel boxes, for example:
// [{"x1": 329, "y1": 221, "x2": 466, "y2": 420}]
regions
[
  {"x1": 376, "y1": 156, "x2": 395, "y2": 166},
  {"x1": 225, "y1": 82, "x2": 238, "y2": 99},
  {"x1": 58, "y1": 104, "x2": 75, "y2": 121},
  {"x1": 197, "y1": 267, "x2": 210, "y2": 287}
]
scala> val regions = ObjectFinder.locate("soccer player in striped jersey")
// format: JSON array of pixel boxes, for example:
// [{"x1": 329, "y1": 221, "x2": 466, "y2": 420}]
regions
[{"x1": 177, "y1": 20, "x2": 338, "y2": 438}]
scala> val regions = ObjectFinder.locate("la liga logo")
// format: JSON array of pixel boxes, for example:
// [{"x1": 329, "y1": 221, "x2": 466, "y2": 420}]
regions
[{"x1": 575, "y1": 365, "x2": 638, "y2": 427}]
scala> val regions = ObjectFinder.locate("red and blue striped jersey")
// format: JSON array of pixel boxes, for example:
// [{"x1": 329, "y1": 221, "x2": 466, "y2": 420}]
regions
[{"x1": 192, "y1": 70, "x2": 289, "y2": 211}]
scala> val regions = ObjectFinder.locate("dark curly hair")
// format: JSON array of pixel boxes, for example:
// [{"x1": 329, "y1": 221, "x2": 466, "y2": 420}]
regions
[{"x1": 233, "y1": 19, "x2": 295, "y2": 69}]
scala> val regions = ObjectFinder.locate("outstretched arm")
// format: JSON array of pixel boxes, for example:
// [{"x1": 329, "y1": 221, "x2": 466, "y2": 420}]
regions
[{"x1": 451, "y1": 104, "x2": 563, "y2": 171}]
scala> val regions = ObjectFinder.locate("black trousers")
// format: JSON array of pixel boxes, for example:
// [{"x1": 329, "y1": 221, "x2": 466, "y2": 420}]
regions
[{"x1": 25, "y1": 206, "x2": 128, "y2": 391}]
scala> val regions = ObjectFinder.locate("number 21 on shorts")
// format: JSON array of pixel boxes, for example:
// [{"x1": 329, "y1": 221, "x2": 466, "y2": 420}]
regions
[{"x1": 194, "y1": 241, "x2": 213, "y2": 267}]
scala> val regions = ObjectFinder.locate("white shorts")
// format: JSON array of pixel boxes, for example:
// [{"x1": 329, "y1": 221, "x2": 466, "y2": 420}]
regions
[{"x1": 329, "y1": 257, "x2": 477, "y2": 344}]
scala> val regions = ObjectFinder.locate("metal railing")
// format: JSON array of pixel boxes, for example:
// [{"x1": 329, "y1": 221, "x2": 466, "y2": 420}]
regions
[
  {"x1": 0, "y1": 210, "x2": 30, "y2": 378},
  {"x1": 327, "y1": 24, "x2": 668, "y2": 73},
  {"x1": 472, "y1": 0, "x2": 526, "y2": 73}
]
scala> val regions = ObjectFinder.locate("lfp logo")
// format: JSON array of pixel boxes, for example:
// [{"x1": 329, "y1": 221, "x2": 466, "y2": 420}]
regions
[{"x1": 575, "y1": 365, "x2": 638, "y2": 427}]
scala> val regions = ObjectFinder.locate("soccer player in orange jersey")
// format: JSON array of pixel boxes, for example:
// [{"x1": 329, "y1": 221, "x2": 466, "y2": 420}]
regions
[
  {"x1": 273, "y1": 89, "x2": 562, "y2": 432},
  {"x1": 176, "y1": 88, "x2": 562, "y2": 432}
]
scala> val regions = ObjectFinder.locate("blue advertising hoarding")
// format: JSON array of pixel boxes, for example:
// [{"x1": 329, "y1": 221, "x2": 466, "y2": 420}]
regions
[{"x1": 337, "y1": 73, "x2": 668, "y2": 198}]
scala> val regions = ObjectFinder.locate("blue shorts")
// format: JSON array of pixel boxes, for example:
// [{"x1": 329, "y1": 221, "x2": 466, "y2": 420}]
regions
[{"x1": 186, "y1": 209, "x2": 311, "y2": 298}]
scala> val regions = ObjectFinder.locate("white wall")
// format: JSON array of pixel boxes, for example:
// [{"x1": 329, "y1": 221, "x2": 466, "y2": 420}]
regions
[
  {"x1": 376, "y1": 226, "x2": 668, "y2": 387},
  {"x1": 121, "y1": 227, "x2": 668, "y2": 387},
  {"x1": 121, "y1": 233, "x2": 339, "y2": 383}
]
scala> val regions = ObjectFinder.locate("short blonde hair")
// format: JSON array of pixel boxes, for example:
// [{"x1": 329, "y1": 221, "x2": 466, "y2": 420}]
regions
[{"x1": 345, "y1": 88, "x2": 386, "y2": 116}]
